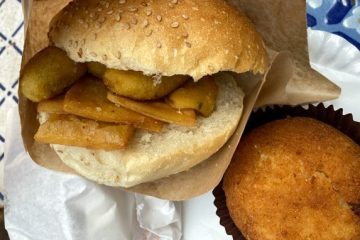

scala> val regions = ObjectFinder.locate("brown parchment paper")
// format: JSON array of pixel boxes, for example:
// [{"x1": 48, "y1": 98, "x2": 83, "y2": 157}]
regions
[
  {"x1": 228, "y1": 0, "x2": 341, "y2": 107},
  {"x1": 19, "y1": 0, "x2": 340, "y2": 200}
]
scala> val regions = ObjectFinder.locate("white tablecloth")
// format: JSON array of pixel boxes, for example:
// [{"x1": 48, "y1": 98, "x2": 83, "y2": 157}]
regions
[{"x1": 0, "y1": 0, "x2": 24, "y2": 206}]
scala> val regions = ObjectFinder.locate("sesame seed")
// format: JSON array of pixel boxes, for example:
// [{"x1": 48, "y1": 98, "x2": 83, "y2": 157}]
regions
[
  {"x1": 171, "y1": 21, "x2": 179, "y2": 28},
  {"x1": 68, "y1": 40, "x2": 73, "y2": 47},
  {"x1": 172, "y1": 0, "x2": 178, "y2": 3},
  {"x1": 98, "y1": 16, "x2": 106, "y2": 23},
  {"x1": 142, "y1": 19, "x2": 149, "y2": 28},
  {"x1": 102, "y1": 54, "x2": 108, "y2": 61},
  {"x1": 79, "y1": 18, "x2": 84, "y2": 24},
  {"x1": 146, "y1": 10, "x2": 152, "y2": 16},
  {"x1": 182, "y1": 32, "x2": 188, "y2": 38},
  {"x1": 105, "y1": 2, "x2": 110, "y2": 8},
  {"x1": 74, "y1": 41, "x2": 78, "y2": 48},
  {"x1": 116, "y1": 51, "x2": 121, "y2": 59},
  {"x1": 90, "y1": 52, "x2": 97, "y2": 57},
  {"x1": 168, "y1": 3, "x2": 174, "y2": 8},
  {"x1": 156, "y1": 15, "x2": 162, "y2": 21},
  {"x1": 131, "y1": 17, "x2": 138, "y2": 25},
  {"x1": 81, "y1": 39, "x2": 86, "y2": 45},
  {"x1": 92, "y1": 33, "x2": 97, "y2": 40},
  {"x1": 200, "y1": 18, "x2": 205, "y2": 22},
  {"x1": 145, "y1": 29, "x2": 152, "y2": 36},
  {"x1": 192, "y1": 7, "x2": 199, "y2": 11},
  {"x1": 157, "y1": 42, "x2": 162, "y2": 48},
  {"x1": 115, "y1": 13, "x2": 121, "y2": 21},
  {"x1": 123, "y1": 22, "x2": 130, "y2": 29},
  {"x1": 185, "y1": 41, "x2": 192, "y2": 48},
  {"x1": 119, "y1": 0, "x2": 126, "y2": 4},
  {"x1": 128, "y1": 7, "x2": 138, "y2": 12},
  {"x1": 97, "y1": 8, "x2": 103, "y2": 12},
  {"x1": 182, "y1": 14, "x2": 189, "y2": 20},
  {"x1": 107, "y1": 10, "x2": 114, "y2": 15},
  {"x1": 91, "y1": 13, "x2": 99, "y2": 20}
]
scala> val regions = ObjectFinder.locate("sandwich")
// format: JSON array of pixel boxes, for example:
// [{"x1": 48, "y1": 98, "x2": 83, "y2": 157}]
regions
[{"x1": 20, "y1": 0, "x2": 268, "y2": 188}]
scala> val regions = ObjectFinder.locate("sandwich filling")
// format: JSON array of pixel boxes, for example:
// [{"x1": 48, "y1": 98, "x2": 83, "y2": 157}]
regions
[{"x1": 22, "y1": 46, "x2": 225, "y2": 150}]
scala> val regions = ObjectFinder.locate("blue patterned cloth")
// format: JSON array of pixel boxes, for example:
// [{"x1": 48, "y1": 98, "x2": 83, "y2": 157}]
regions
[
  {"x1": 0, "y1": 0, "x2": 24, "y2": 204},
  {"x1": 307, "y1": 0, "x2": 360, "y2": 50}
]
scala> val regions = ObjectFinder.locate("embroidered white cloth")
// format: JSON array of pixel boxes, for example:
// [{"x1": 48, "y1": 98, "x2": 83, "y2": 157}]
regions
[{"x1": 0, "y1": 0, "x2": 24, "y2": 206}]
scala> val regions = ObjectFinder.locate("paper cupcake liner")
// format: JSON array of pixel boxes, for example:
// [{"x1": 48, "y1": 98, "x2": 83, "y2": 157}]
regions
[{"x1": 213, "y1": 103, "x2": 360, "y2": 240}]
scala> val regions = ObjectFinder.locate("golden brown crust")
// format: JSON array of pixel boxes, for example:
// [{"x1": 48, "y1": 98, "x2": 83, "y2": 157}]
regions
[
  {"x1": 224, "y1": 117, "x2": 360, "y2": 240},
  {"x1": 48, "y1": 0, "x2": 268, "y2": 80}
]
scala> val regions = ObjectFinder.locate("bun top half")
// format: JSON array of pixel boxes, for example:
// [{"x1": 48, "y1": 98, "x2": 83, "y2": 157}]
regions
[{"x1": 49, "y1": 0, "x2": 268, "y2": 80}]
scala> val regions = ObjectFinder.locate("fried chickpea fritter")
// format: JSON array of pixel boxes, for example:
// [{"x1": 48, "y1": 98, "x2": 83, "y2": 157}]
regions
[
  {"x1": 20, "y1": 46, "x2": 86, "y2": 102},
  {"x1": 103, "y1": 69, "x2": 188, "y2": 100},
  {"x1": 35, "y1": 114, "x2": 135, "y2": 150},
  {"x1": 86, "y1": 62, "x2": 106, "y2": 79},
  {"x1": 37, "y1": 95, "x2": 66, "y2": 114},
  {"x1": 166, "y1": 76, "x2": 218, "y2": 117},
  {"x1": 63, "y1": 77, "x2": 164, "y2": 132},
  {"x1": 107, "y1": 91, "x2": 196, "y2": 127}
]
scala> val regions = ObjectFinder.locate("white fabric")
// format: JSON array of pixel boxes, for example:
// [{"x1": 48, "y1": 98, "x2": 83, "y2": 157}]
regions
[{"x1": 4, "y1": 109, "x2": 182, "y2": 240}]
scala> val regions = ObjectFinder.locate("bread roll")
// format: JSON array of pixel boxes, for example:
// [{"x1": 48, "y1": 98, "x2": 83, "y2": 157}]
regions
[
  {"x1": 40, "y1": 0, "x2": 268, "y2": 187},
  {"x1": 48, "y1": 0, "x2": 268, "y2": 80}
]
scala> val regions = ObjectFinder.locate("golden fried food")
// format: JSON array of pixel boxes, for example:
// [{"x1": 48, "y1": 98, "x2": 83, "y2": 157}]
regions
[
  {"x1": 37, "y1": 95, "x2": 66, "y2": 114},
  {"x1": 107, "y1": 92, "x2": 196, "y2": 127},
  {"x1": 35, "y1": 114, "x2": 135, "y2": 150},
  {"x1": 103, "y1": 69, "x2": 188, "y2": 100},
  {"x1": 20, "y1": 46, "x2": 86, "y2": 102},
  {"x1": 64, "y1": 77, "x2": 164, "y2": 132},
  {"x1": 86, "y1": 62, "x2": 106, "y2": 79},
  {"x1": 224, "y1": 117, "x2": 360, "y2": 240},
  {"x1": 166, "y1": 76, "x2": 218, "y2": 117}
]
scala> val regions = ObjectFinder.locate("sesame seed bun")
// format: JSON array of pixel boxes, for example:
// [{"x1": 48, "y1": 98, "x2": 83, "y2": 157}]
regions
[
  {"x1": 41, "y1": 0, "x2": 266, "y2": 188},
  {"x1": 48, "y1": 0, "x2": 268, "y2": 80}
]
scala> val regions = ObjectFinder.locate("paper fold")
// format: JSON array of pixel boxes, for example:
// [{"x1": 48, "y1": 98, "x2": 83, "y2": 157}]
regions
[{"x1": 229, "y1": 0, "x2": 340, "y2": 107}]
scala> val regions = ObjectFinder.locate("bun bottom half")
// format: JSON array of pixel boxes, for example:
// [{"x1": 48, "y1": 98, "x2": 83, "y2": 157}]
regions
[{"x1": 40, "y1": 73, "x2": 244, "y2": 187}]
